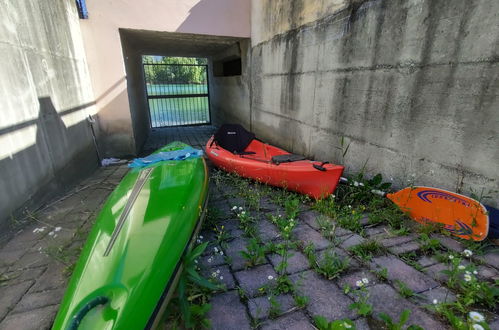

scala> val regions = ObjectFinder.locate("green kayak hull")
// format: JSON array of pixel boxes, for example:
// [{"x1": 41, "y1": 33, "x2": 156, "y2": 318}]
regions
[{"x1": 52, "y1": 142, "x2": 209, "y2": 330}]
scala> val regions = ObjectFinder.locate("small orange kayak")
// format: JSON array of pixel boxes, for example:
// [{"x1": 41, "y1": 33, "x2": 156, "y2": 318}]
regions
[
  {"x1": 387, "y1": 187, "x2": 489, "y2": 241},
  {"x1": 205, "y1": 125, "x2": 344, "y2": 199}
]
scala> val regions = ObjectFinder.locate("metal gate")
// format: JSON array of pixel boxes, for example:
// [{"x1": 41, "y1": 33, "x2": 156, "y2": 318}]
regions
[{"x1": 143, "y1": 58, "x2": 210, "y2": 128}]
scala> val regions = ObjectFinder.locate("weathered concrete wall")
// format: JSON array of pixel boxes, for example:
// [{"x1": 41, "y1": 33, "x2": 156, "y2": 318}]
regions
[
  {"x1": 79, "y1": 0, "x2": 251, "y2": 157},
  {"x1": 0, "y1": 0, "x2": 98, "y2": 231},
  {"x1": 250, "y1": 0, "x2": 499, "y2": 205},
  {"x1": 210, "y1": 40, "x2": 252, "y2": 129}
]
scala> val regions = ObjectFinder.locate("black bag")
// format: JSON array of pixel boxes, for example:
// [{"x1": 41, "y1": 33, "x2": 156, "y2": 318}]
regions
[{"x1": 212, "y1": 124, "x2": 255, "y2": 154}]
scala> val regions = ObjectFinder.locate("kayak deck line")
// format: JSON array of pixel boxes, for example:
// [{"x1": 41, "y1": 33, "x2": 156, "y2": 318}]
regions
[{"x1": 103, "y1": 167, "x2": 153, "y2": 256}]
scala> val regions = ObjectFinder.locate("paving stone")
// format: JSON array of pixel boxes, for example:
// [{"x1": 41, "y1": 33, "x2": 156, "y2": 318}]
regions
[
  {"x1": 359, "y1": 215, "x2": 370, "y2": 226},
  {"x1": 317, "y1": 248, "x2": 361, "y2": 270},
  {"x1": 258, "y1": 221, "x2": 281, "y2": 241},
  {"x1": 0, "y1": 281, "x2": 33, "y2": 319},
  {"x1": 339, "y1": 234, "x2": 365, "y2": 250},
  {"x1": 293, "y1": 225, "x2": 331, "y2": 250},
  {"x1": 290, "y1": 270, "x2": 355, "y2": 320},
  {"x1": 0, "y1": 249, "x2": 26, "y2": 267},
  {"x1": 423, "y1": 263, "x2": 449, "y2": 282},
  {"x1": 337, "y1": 270, "x2": 378, "y2": 290},
  {"x1": 0, "y1": 304, "x2": 58, "y2": 330},
  {"x1": 389, "y1": 241, "x2": 420, "y2": 255},
  {"x1": 365, "y1": 284, "x2": 446, "y2": 329},
  {"x1": 415, "y1": 286, "x2": 456, "y2": 306},
  {"x1": 476, "y1": 264, "x2": 499, "y2": 281},
  {"x1": 1, "y1": 225, "x2": 50, "y2": 251},
  {"x1": 380, "y1": 234, "x2": 416, "y2": 248},
  {"x1": 259, "y1": 310, "x2": 314, "y2": 330},
  {"x1": 418, "y1": 256, "x2": 438, "y2": 268},
  {"x1": 247, "y1": 294, "x2": 295, "y2": 320},
  {"x1": 268, "y1": 250, "x2": 310, "y2": 275},
  {"x1": 223, "y1": 237, "x2": 249, "y2": 271},
  {"x1": 203, "y1": 265, "x2": 236, "y2": 290},
  {"x1": 488, "y1": 318, "x2": 499, "y2": 330},
  {"x1": 12, "y1": 288, "x2": 64, "y2": 313},
  {"x1": 233, "y1": 264, "x2": 277, "y2": 297},
  {"x1": 364, "y1": 225, "x2": 389, "y2": 238},
  {"x1": 298, "y1": 210, "x2": 323, "y2": 230},
  {"x1": 207, "y1": 291, "x2": 251, "y2": 330},
  {"x1": 9, "y1": 251, "x2": 52, "y2": 270},
  {"x1": 200, "y1": 250, "x2": 226, "y2": 267},
  {"x1": 354, "y1": 318, "x2": 370, "y2": 330},
  {"x1": 432, "y1": 234, "x2": 464, "y2": 252},
  {"x1": 371, "y1": 256, "x2": 439, "y2": 293},
  {"x1": 28, "y1": 262, "x2": 68, "y2": 293},
  {"x1": 260, "y1": 197, "x2": 281, "y2": 212},
  {"x1": 477, "y1": 250, "x2": 499, "y2": 270},
  {"x1": 1, "y1": 267, "x2": 46, "y2": 285}
]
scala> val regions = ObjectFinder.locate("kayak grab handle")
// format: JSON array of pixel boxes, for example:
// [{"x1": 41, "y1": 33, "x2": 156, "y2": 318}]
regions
[
  {"x1": 68, "y1": 296, "x2": 109, "y2": 330},
  {"x1": 313, "y1": 162, "x2": 329, "y2": 171}
]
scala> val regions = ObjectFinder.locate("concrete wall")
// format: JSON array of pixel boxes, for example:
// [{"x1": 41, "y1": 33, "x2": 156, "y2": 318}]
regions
[
  {"x1": 0, "y1": 0, "x2": 98, "y2": 231},
  {"x1": 210, "y1": 40, "x2": 252, "y2": 129},
  {"x1": 249, "y1": 0, "x2": 499, "y2": 205},
  {"x1": 79, "y1": 0, "x2": 251, "y2": 156}
]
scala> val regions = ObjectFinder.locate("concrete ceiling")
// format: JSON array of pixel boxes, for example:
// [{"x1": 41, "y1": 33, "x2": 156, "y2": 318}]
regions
[{"x1": 119, "y1": 28, "x2": 247, "y2": 57}]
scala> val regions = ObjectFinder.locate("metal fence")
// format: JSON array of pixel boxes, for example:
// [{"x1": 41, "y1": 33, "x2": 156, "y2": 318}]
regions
[{"x1": 143, "y1": 60, "x2": 210, "y2": 128}]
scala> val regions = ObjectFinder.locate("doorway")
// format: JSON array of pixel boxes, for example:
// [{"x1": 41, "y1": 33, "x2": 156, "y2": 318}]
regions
[{"x1": 142, "y1": 56, "x2": 210, "y2": 127}]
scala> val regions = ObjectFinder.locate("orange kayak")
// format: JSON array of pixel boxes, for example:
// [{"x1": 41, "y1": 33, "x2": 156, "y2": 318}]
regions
[{"x1": 206, "y1": 136, "x2": 344, "y2": 199}]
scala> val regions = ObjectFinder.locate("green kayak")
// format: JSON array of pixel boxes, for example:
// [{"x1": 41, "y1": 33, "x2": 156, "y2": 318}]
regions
[{"x1": 52, "y1": 142, "x2": 208, "y2": 330}]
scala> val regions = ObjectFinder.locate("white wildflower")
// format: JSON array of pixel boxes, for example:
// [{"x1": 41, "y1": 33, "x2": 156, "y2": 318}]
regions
[
  {"x1": 463, "y1": 249, "x2": 473, "y2": 257},
  {"x1": 211, "y1": 272, "x2": 217, "y2": 278},
  {"x1": 332, "y1": 194, "x2": 336, "y2": 198},
  {"x1": 219, "y1": 251, "x2": 224, "y2": 256},
  {"x1": 217, "y1": 269, "x2": 221, "y2": 274},
  {"x1": 241, "y1": 211, "x2": 246, "y2": 215},
  {"x1": 220, "y1": 276, "x2": 224, "y2": 280},
  {"x1": 473, "y1": 270, "x2": 478, "y2": 275},
  {"x1": 448, "y1": 255, "x2": 454, "y2": 260},
  {"x1": 354, "y1": 181, "x2": 359, "y2": 187},
  {"x1": 199, "y1": 235, "x2": 204, "y2": 239},
  {"x1": 362, "y1": 278, "x2": 369, "y2": 284},
  {"x1": 348, "y1": 205, "x2": 352, "y2": 209},
  {"x1": 344, "y1": 322, "x2": 352, "y2": 329},
  {"x1": 54, "y1": 226, "x2": 62, "y2": 232},
  {"x1": 472, "y1": 325, "x2": 484, "y2": 330},
  {"x1": 268, "y1": 275, "x2": 274, "y2": 280},
  {"x1": 356, "y1": 280, "x2": 363, "y2": 287},
  {"x1": 465, "y1": 270, "x2": 471, "y2": 275},
  {"x1": 33, "y1": 227, "x2": 46, "y2": 233},
  {"x1": 433, "y1": 299, "x2": 438, "y2": 305},
  {"x1": 464, "y1": 274, "x2": 472, "y2": 282},
  {"x1": 194, "y1": 260, "x2": 198, "y2": 264},
  {"x1": 48, "y1": 231, "x2": 54, "y2": 236},
  {"x1": 53, "y1": 234, "x2": 57, "y2": 238},
  {"x1": 214, "y1": 247, "x2": 219, "y2": 253},
  {"x1": 232, "y1": 206, "x2": 238, "y2": 210},
  {"x1": 207, "y1": 257, "x2": 213, "y2": 263},
  {"x1": 239, "y1": 207, "x2": 243, "y2": 211},
  {"x1": 458, "y1": 265, "x2": 465, "y2": 270},
  {"x1": 469, "y1": 311, "x2": 484, "y2": 323}
]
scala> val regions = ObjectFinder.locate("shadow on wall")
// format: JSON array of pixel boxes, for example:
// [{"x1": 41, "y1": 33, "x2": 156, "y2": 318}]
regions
[
  {"x1": 0, "y1": 97, "x2": 99, "y2": 238},
  {"x1": 176, "y1": 0, "x2": 249, "y2": 36}
]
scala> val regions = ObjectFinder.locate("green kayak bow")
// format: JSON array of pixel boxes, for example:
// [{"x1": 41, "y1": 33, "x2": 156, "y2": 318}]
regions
[{"x1": 52, "y1": 142, "x2": 209, "y2": 330}]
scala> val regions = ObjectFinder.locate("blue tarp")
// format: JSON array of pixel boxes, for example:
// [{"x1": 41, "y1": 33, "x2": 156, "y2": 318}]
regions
[{"x1": 128, "y1": 147, "x2": 203, "y2": 168}]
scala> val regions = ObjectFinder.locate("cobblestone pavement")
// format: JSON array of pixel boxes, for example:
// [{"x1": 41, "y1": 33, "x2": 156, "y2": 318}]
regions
[{"x1": 1, "y1": 125, "x2": 498, "y2": 329}]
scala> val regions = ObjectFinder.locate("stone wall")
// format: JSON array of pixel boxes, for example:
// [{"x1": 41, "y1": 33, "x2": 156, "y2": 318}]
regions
[
  {"x1": 249, "y1": 0, "x2": 499, "y2": 206},
  {"x1": 0, "y1": 0, "x2": 98, "y2": 232}
]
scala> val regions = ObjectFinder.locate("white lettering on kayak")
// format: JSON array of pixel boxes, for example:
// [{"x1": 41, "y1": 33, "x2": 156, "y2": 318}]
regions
[{"x1": 210, "y1": 150, "x2": 219, "y2": 156}]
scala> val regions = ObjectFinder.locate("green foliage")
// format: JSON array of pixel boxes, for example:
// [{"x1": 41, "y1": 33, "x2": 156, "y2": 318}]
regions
[
  {"x1": 378, "y1": 309, "x2": 423, "y2": 330},
  {"x1": 143, "y1": 56, "x2": 207, "y2": 84},
  {"x1": 293, "y1": 294, "x2": 309, "y2": 308},
  {"x1": 284, "y1": 197, "x2": 300, "y2": 220},
  {"x1": 394, "y1": 280, "x2": 415, "y2": 298},
  {"x1": 348, "y1": 284, "x2": 372, "y2": 317},
  {"x1": 167, "y1": 242, "x2": 220, "y2": 329},
  {"x1": 418, "y1": 233, "x2": 442, "y2": 255},
  {"x1": 314, "y1": 315, "x2": 356, "y2": 330},
  {"x1": 268, "y1": 295, "x2": 282, "y2": 319},
  {"x1": 313, "y1": 249, "x2": 350, "y2": 280},
  {"x1": 239, "y1": 238, "x2": 266, "y2": 268},
  {"x1": 348, "y1": 240, "x2": 386, "y2": 261}
]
